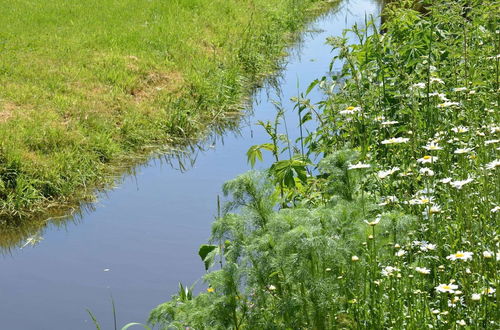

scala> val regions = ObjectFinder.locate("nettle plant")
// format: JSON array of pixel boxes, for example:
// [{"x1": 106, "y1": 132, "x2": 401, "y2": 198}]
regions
[{"x1": 150, "y1": 0, "x2": 498, "y2": 328}]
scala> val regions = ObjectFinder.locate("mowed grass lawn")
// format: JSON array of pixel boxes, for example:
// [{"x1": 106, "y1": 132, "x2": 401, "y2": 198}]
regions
[{"x1": 0, "y1": 0, "x2": 327, "y2": 218}]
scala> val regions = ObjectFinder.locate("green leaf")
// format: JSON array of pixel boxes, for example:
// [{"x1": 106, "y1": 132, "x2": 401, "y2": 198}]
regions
[
  {"x1": 300, "y1": 111, "x2": 312, "y2": 125},
  {"x1": 259, "y1": 143, "x2": 276, "y2": 152},
  {"x1": 199, "y1": 244, "x2": 218, "y2": 271},
  {"x1": 246, "y1": 145, "x2": 263, "y2": 168},
  {"x1": 306, "y1": 79, "x2": 319, "y2": 95},
  {"x1": 86, "y1": 309, "x2": 101, "y2": 330},
  {"x1": 121, "y1": 323, "x2": 151, "y2": 330},
  {"x1": 246, "y1": 143, "x2": 275, "y2": 168}
]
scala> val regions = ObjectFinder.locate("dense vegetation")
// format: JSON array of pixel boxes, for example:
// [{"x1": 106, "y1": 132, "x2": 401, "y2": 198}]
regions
[
  {"x1": 149, "y1": 0, "x2": 499, "y2": 328},
  {"x1": 0, "y1": 0, "x2": 330, "y2": 219}
]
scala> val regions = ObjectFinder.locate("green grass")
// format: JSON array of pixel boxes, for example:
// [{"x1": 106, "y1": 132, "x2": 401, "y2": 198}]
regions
[
  {"x1": 149, "y1": 0, "x2": 499, "y2": 328},
  {"x1": 0, "y1": 0, "x2": 331, "y2": 219}
]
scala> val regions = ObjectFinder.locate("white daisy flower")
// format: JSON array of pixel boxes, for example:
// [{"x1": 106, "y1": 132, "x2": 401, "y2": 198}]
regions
[
  {"x1": 417, "y1": 155, "x2": 438, "y2": 163},
  {"x1": 415, "y1": 267, "x2": 431, "y2": 274},
  {"x1": 429, "y1": 205, "x2": 441, "y2": 214},
  {"x1": 409, "y1": 196, "x2": 433, "y2": 205},
  {"x1": 423, "y1": 141, "x2": 443, "y2": 151},
  {"x1": 377, "y1": 167, "x2": 400, "y2": 179},
  {"x1": 378, "y1": 195, "x2": 398, "y2": 206},
  {"x1": 451, "y1": 126, "x2": 469, "y2": 133},
  {"x1": 381, "y1": 120, "x2": 399, "y2": 126},
  {"x1": 438, "y1": 101, "x2": 460, "y2": 108},
  {"x1": 411, "y1": 82, "x2": 426, "y2": 89},
  {"x1": 418, "y1": 188, "x2": 434, "y2": 195},
  {"x1": 381, "y1": 266, "x2": 400, "y2": 277},
  {"x1": 446, "y1": 251, "x2": 473, "y2": 261},
  {"x1": 486, "y1": 159, "x2": 500, "y2": 170},
  {"x1": 453, "y1": 87, "x2": 467, "y2": 92},
  {"x1": 429, "y1": 92, "x2": 449, "y2": 101},
  {"x1": 430, "y1": 77, "x2": 444, "y2": 84},
  {"x1": 471, "y1": 293, "x2": 481, "y2": 301},
  {"x1": 381, "y1": 137, "x2": 410, "y2": 145},
  {"x1": 364, "y1": 216, "x2": 381, "y2": 226},
  {"x1": 419, "y1": 167, "x2": 434, "y2": 176},
  {"x1": 483, "y1": 251, "x2": 493, "y2": 259},
  {"x1": 420, "y1": 242, "x2": 437, "y2": 252},
  {"x1": 489, "y1": 125, "x2": 500, "y2": 134},
  {"x1": 439, "y1": 177, "x2": 452, "y2": 184},
  {"x1": 485, "y1": 139, "x2": 499, "y2": 145},
  {"x1": 436, "y1": 283, "x2": 458, "y2": 293},
  {"x1": 348, "y1": 162, "x2": 371, "y2": 170},
  {"x1": 339, "y1": 106, "x2": 361, "y2": 115},
  {"x1": 482, "y1": 287, "x2": 496, "y2": 295},
  {"x1": 449, "y1": 178, "x2": 474, "y2": 189},
  {"x1": 399, "y1": 171, "x2": 414, "y2": 177},
  {"x1": 454, "y1": 148, "x2": 473, "y2": 154},
  {"x1": 395, "y1": 249, "x2": 406, "y2": 257}
]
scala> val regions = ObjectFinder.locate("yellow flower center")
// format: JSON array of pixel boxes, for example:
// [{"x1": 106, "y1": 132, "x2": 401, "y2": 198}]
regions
[
  {"x1": 421, "y1": 198, "x2": 429, "y2": 203},
  {"x1": 423, "y1": 155, "x2": 431, "y2": 160},
  {"x1": 443, "y1": 285, "x2": 451, "y2": 290},
  {"x1": 347, "y1": 106, "x2": 355, "y2": 110},
  {"x1": 207, "y1": 287, "x2": 215, "y2": 293},
  {"x1": 455, "y1": 253, "x2": 464, "y2": 258}
]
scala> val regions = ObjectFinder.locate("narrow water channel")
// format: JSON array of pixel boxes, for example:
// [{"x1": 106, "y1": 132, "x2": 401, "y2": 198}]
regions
[{"x1": 0, "y1": 1, "x2": 381, "y2": 328}]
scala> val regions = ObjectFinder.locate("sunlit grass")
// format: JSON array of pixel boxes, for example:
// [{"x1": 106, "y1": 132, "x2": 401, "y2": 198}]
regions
[{"x1": 0, "y1": 0, "x2": 330, "y2": 219}]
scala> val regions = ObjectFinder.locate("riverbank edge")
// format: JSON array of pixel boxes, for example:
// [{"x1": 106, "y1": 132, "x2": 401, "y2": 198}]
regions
[{"x1": 0, "y1": 1, "x2": 339, "y2": 227}]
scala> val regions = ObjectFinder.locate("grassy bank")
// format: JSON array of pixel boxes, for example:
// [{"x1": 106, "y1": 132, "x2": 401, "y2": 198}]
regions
[
  {"x1": 149, "y1": 0, "x2": 499, "y2": 328},
  {"x1": 0, "y1": 0, "x2": 330, "y2": 219}
]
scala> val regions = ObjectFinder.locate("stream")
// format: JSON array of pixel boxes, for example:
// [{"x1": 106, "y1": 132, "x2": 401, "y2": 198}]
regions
[{"x1": 0, "y1": 1, "x2": 381, "y2": 328}]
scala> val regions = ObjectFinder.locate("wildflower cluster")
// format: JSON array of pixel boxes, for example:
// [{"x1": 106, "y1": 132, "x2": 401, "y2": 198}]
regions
[{"x1": 150, "y1": 1, "x2": 498, "y2": 329}]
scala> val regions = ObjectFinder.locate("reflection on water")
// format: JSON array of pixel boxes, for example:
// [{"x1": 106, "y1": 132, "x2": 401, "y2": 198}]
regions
[
  {"x1": 0, "y1": 4, "x2": 335, "y2": 253},
  {"x1": 0, "y1": 1, "x2": 382, "y2": 329},
  {"x1": 0, "y1": 107, "x2": 249, "y2": 252}
]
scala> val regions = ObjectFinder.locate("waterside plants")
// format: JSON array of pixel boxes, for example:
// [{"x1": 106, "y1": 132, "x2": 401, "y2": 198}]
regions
[{"x1": 150, "y1": 0, "x2": 499, "y2": 328}]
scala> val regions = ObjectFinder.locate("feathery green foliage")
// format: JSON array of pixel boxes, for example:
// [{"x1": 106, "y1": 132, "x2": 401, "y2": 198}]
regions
[{"x1": 150, "y1": 0, "x2": 499, "y2": 328}]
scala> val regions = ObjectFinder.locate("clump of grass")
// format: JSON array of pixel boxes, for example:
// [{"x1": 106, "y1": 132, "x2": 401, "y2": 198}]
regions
[
  {"x1": 150, "y1": 1, "x2": 499, "y2": 328},
  {"x1": 0, "y1": 0, "x2": 333, "y2": 220}
]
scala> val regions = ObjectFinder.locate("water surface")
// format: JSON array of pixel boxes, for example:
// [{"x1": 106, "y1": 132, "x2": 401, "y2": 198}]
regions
[{"x1": 0, "y1": 1, "x2": 381, "y2": 328}]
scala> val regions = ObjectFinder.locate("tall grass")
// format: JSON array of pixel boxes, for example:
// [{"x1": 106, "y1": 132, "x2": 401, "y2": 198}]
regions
[
  {"x1": 0, "y1": 0, "x2": 332, "y2": 220},
  {"x1": 150, "y1": 0, "x2": 499, "y2": 328}
]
